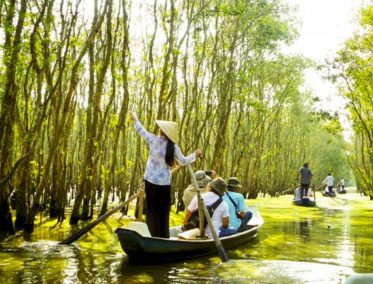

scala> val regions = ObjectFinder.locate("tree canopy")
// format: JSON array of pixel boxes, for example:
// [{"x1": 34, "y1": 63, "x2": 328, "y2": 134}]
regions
[{"x1": 0, "y1": 0, "x2": 358, "y2": 235}]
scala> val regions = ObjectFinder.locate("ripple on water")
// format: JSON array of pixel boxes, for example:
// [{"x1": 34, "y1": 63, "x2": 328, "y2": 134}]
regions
[{"x1": 188, "y1": 259, "x2": 355, "y2": 284}]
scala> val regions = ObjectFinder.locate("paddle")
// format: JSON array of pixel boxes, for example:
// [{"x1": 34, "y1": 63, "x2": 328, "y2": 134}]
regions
[
  {"x1": 171, "y1": 163, "x2": 182, "y2": 174},
  {"x1": 315, "y1": 183, "x2": 326, "y2": 193},
  {"x1": 312, "y1": 185, "x2": 316, "y2": 203},
  {"x1": 61, "y1": 162, "x2": 183, "y2": 245},
  {"x1": 187, "y1": 163, "x2": 229, "y2": 262},
  {"x1": 281, "y1": 185, "x2": 298, "y2": 195},
  {"x1": 60, "y1": 191, "x2": 144, "y2": 245}
]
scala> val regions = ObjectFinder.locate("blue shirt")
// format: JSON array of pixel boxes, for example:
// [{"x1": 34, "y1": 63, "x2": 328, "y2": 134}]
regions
[
  {"x1": 223, "y1": 191, "x2": 246, "y2": 230},
  {"x1": 134, "y1": 120, "x2": 196, "y2": 185}
]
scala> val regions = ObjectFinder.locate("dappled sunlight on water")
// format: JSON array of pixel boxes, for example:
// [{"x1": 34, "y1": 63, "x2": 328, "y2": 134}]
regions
[
  {"x1": 1, "y1": 189, "x2": 372, "y2": 283},
  {"x1": 116, "y1": 258, "x2": 354, "y2": 283}
]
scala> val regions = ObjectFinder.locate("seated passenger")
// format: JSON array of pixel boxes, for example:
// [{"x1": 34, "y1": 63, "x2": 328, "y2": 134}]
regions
[
  {"x1": 182, "y1": 170, "x2": 210, "y2": 210},
  {"x1": 223, "y1": 177, "x2": 252, "y2": 232},
  {"x1": 183, "y1": 177, "x2": 237, "y2": 238},
  {"x1": 294, "y1": 187, "x2": 302, "y2": 201}
]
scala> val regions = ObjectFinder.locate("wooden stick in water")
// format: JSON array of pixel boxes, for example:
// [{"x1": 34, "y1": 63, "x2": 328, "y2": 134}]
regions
[
  {"x1": 60, "y1": 191, "x2": 143, "y2": 245},
  {"x1": 187, "y1": 164, "x2": 229, "y2": 262}
]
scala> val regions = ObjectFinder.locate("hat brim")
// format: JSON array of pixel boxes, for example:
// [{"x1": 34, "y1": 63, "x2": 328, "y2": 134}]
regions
[
  {"x1": 210, "y1": 181, "x2": 227, "y2": 195},
  {"x1": 155, "y1": 120, "x2": 179, "y2": 144},
  {"x1": 228, "y1": 184, "x2": 242, "y2": 188}
]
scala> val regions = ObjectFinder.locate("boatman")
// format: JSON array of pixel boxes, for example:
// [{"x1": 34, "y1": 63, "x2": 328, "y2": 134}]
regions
[
  {"x1": 298, "y1": 162, "x2": 313, "y2": 199},
  {"x1": 322, "y1": 173, "x2": 335, "y2": 194}
]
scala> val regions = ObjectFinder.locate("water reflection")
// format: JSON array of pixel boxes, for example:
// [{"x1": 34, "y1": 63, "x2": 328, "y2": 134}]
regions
[
  {"x1": 299, "y1": 219, "x2": 312, "y2": 242},
  {"x1": 1, "y1": 193, "x2": 373, "y2": 283},
  {"x1": 117, "y1": 258, "x2": 354, "y2": 283}
]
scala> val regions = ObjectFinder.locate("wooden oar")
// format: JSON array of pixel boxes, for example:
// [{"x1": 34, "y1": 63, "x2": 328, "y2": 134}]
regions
[
  {"x1": 187, "y1": 163, "x2": 229, "y2": 262},
  {"x1": 281, "y1": 185, "x2": 298, "y2": 195},
  {"x1": 312, "y1": 186, "x2": 316, "y2": 203},
  {"x1": 60, "y1": 191, "x2": 144, "y2": 245},
  {"x1": 171, "y1": 163, "x2": 182, "y2": 174},
  {"x1": 315, "y1": 183, "x2": 325, "y2": 191}
]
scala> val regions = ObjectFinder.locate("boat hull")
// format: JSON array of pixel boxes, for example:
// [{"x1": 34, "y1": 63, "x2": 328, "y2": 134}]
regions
[
  {"x1": 115, "y1": 206, "x2": 263, "y2": 264},
  {"x1": 292, "y1": 199, "x2": 316, "y2": 207},
  {"x1": 322, "y1": 192, "x2": 336, "y2": 197},
  {"x1": 116, "y1": 226, "x2": 259, "y2": 264}
]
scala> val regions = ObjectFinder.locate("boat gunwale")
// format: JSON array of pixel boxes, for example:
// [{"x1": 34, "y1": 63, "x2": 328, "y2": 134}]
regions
[{"x1": 116, "y1": 222, "x2": 262, "y2": 244}]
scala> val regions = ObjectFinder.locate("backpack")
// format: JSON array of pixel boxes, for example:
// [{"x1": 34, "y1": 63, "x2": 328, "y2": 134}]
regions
[{"x1": 183, "y1": 197, "x2": 223, "y2": 231}]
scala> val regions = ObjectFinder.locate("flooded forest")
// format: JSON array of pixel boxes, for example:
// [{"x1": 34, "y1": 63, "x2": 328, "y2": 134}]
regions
[{"x1": 0, "y1": 0, "x2": 372, "y2": 283}]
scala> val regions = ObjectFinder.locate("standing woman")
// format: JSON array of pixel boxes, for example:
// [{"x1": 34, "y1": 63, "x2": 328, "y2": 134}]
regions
[{"x1": 130, "y1": 112, "x2": 202, "y2": 238}]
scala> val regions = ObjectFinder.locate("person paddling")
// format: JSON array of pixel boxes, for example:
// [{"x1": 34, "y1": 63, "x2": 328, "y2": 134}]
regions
[
  {"x1": 298, "y1": 162, "x2": 313, "y2": 199},
  {"x1": 130, "y1": 112, "x2": 202, "y2": 238},
  {"x1": 322, "y1": 173, "x2": 335, "y2": 194}
]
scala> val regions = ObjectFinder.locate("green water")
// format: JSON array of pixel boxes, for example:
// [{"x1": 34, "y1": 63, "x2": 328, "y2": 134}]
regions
[{"x1": 1, "y1": 189, "x2": 372, "y2": 283}]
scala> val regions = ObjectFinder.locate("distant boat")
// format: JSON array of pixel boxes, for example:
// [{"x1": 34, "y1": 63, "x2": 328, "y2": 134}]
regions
[
  {"x1": 322, "y1": 191, "x2": 336, "y2": 197},
  {"x1": 337, "y1": 188, "x2": 347, "y2": 194},
  {"x1": 293, "y1": 198, "x2": 316, "y2": 207},
  {"x1": 115, "y1": 206, "x2": 264, "y2": 264}
]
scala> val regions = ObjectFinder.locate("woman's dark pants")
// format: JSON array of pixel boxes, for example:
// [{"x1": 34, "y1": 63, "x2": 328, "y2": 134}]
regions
[{"x1": 144, "y1": 180, "x2": 171, "y2": 238}]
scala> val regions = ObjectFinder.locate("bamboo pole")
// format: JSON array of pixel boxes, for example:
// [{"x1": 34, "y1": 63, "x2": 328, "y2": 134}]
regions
[
  {"x1": 185, "y1": 164, "x2": 204, "y2": 236},
  {"x1": 136, "y1": 191, "x2": 144, "y2": 221},
  {"x1": 60, "y1": 191, "x2": 143, "y2": 245},
  {"x1": 281, "y1": 185, "x2": 298, "y2": 195},
  {"x1": 315, "y1": 183, "x2": 326, "y2": 192},
  {"x1": 312, "y1": 185, "x2": 316, "y2": 203},
  {"x1": 187, "y1": 164, "x2": 229, "y2": 262},
  {"x1": 171, "y1": 163, "x2": 182, "y2": 174}
]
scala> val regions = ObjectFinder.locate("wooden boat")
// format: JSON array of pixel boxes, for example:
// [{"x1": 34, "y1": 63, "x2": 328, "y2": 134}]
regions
[
  {"x1": 337, "y1": 188, "x2": 347, "y2": 194},
  {"x1": 322, "y1": 191, "x2": 336, "y2": 197},
  {"x1": 115, "y1": 206, "x2": 264, "y2": 264},
  {"x1": 292, "y1": 198, "x2": 316, "y2": 207}
]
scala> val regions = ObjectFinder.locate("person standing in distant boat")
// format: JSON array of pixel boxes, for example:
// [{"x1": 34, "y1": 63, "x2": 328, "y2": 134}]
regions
[
  {"x1": 322, "y1": 173, "x2": 334, "y2": 194},
  {"x1": 298, "y1": 162, "x2": 313, "y2": 199},
  {"x1": 130, "y1": 112, "x2": 202, "y2": 238}
]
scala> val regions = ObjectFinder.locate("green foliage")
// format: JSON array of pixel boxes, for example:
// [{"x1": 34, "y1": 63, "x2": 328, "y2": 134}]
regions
[
  {"x1": 0, "y1": 0, "x2": 360, "y2": 236},
  {"x1": 332, "y1": 4, "x2": 373, "y2": 195}
]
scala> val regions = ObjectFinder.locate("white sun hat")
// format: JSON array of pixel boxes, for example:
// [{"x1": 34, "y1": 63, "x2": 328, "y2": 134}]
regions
[{"x1": 155, "y1": 120, "x2": 179, "y2": 144}]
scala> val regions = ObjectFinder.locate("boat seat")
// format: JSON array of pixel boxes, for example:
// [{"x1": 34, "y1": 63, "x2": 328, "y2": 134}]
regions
[
  {"x1": 169, "y1": 226, "x2": 182, "y2": 238},
  {"x1": 127, "y1": 221, "x2": 151, "y2": 237},
  {"x1": 178, "y1": 228, "x2": 201, "y2": 240}
]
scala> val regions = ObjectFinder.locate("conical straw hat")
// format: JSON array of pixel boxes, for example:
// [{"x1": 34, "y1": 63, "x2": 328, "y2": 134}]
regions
[{"x1": 155, "y1": 120, "x2": 179, "y2": 144}]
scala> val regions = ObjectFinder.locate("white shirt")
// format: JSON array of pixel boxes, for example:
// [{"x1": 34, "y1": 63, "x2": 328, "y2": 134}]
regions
[
  {"x1": 294, "y1": 188, "x2": 301, "y2": 201},
  {"x1": 188, "y1": 191, "x2": 229, "y2": 238},
  {"x1": 323, "y1": 175, "x2": 334, "y2": 187},
  {"x1": 134, "y1": 120, "x2": 196, "y2": 185},
  {"x1": 294, "y1": 187, "x2": 312, "y2": 200},
  {"x1": 182, "y1": 184, "x2": 207, "y2": 209}
]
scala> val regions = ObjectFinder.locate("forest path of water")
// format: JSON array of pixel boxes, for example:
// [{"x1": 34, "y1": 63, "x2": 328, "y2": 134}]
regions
[{"x1": 1, "y1": 188, "x2": 372, "y2": 283}]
